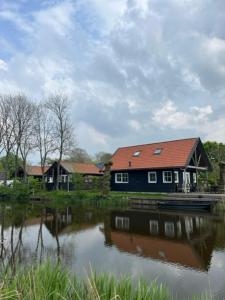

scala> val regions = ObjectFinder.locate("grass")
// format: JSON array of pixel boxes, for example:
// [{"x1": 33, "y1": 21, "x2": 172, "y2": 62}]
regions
[
  {"x1": 38, "y1": 190, "x2": 165, "y2": 208},
  {"x1": 0, "y1": 263, "x2": 169, "y2": 300}
]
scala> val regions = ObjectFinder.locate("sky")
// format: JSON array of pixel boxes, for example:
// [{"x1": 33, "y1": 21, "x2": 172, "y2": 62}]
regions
[{"x1": 0, "y1": 0, "x2": 225, "y2": 157}]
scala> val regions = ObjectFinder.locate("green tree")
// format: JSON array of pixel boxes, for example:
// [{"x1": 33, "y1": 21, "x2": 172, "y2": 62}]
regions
[
  {"x1": 68, "y1": 147, "x2": 92, "y2": 163},
  {"x1": 0, "y1": 154, "x2": 23, "y2": 179},
  {"x1": 204, "y1": 141, "x2": 225, "y2": 185},
  {"x1": 95, "y1": 152, "x2": 112, "y2": 164}
]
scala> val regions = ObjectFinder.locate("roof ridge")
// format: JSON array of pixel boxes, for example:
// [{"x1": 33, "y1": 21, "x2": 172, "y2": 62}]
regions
[{"x1": 115, "y1": 137, "x2": 199, "y2": 150}]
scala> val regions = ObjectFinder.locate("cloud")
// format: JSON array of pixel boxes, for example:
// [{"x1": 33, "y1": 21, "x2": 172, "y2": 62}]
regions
[
  {"x1": 0, "y1": 0, "x2": 225, "y2": 155},
  {"x1": 0, "y1": 59, "x2": 7, "y2": 71},
  {"x1": 152, "y1": 100, "x2": 213, "y2": 130}
]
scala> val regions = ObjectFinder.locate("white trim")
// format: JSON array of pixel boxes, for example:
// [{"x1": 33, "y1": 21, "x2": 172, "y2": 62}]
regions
[
  {"x1": 115, "y1": 216, "x2": 129, "y2": 230},
  {"x1": 115, "y1": 173, "x2": 129, "y2": 183},
  {"x1": 163, "y1": 171, "x2": 172, "y2": 183},
  {"x1": 165, "y1": 222, "x2": 175, "y2": 238},
  {"x1": 174, "y1": 171, "x2": 179, "y2": 183},
  {"x1": 187, "y1": 165, "x2": 208, "y2": 170},
  {"x1": 148, "y1": 171, "x2": 157, "y2": 183},
  {"x1": 149, "y1": 220, "x2": 159, "y2": 235},
  {"x1": 193, "y1": 173, "x2": 197, "y2": 184}
]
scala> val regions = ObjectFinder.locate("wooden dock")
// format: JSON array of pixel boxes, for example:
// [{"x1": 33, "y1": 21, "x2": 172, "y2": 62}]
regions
[{"x1": 129, "y1": 194, "x2": 219, "y2": 211}]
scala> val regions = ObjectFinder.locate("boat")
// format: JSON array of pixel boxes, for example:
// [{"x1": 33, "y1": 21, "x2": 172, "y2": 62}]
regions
[
  {"x1": 128, "y1": 197, "x2": 218, "y2": 211},
  {"x1": 158, "y1": 200, "x2": 215, "y2": 211}
]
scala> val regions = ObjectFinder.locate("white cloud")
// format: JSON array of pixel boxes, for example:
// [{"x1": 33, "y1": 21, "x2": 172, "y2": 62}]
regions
[
  {"x1": 0, "y1": 59, "x2": 8, "y2": 71},
  {"x1": 77, "y1": 122, "x2": 110, "y2": 153},
  {"x1": 152, "y1": 100, "x2": 213, "y2": 130},
  {"x1": 1, "y1": 0, "x2": 225, "y2": 154}
]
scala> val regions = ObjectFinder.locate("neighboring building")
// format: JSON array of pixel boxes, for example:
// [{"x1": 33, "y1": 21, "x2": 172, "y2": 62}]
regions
[
  {"x1": 45, "y1": 160, "x2": 103, "y2": 190},
  {"x1": 17, "y1": 166, "x2": 49, "y2": 180},
  {"x1": 26, "y1": 166, "x2": 49, "y2": 180},
  {"x1": 111, "y1": 137, "x2": 212, "y2": 193}
]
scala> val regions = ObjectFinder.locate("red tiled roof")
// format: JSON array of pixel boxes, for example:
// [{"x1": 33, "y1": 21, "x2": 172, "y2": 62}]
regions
[
  {"x1": 60, "y1": 161, "x2": 101, "y2": 175},
  {"x1": 26, "y1": 166, "x2": 49, "y2": 176},
  {"x1": 111, "y1": 138, "x2": 198, "y2": 171}
]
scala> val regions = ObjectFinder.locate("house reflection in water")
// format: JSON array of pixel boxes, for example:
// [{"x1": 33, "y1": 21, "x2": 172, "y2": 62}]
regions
[
  {"x1": 44, "y1": 207, "x2": 73, "y2": 236},
  {"x1": 103, "y1": 209, "x2": 216, "y2": 272}
]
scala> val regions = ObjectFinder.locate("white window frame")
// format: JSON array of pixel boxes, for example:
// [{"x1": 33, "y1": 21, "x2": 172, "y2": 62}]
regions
[
  {"x1": 165, "y1": 222, "x2": 175, "y2": 238},
  {"x1": 115, "y1": 173, "x2": 129, "y2": 183},
  {"x1": 193, "y1": 173, "x2": 197, "y2": 184},
  {"x1": 47, "y1": 176, "x2": 53, "y2": 183},
  {"x1": 163, "y1": 171, "x2": 172, "y2": 183},
  {"x1": 133, "y1": 151, "x2": 141, "y2": 157},
  {"x1": 174, "y1": 171, "x2": 179, "y2": 183},
  {"x1": 149, "y1": 220, "x2": 159, "y2": 235},
  {"x1": 61, "y1": 174, "x2": 67, "y2": 183},
  {"x1": 115, "y1": 216, "x2": 130, "y2": 230},
  {"x1": 148, "y1": 172, "x2": 157, "y2": 183}
]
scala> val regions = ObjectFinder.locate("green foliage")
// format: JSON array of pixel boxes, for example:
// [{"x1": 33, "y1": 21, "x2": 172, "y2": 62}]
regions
[
  {"x1": 0, "y1": 181, "x2": 30, "y2": 201},
  {"x1": 204, "y1": 141, "x2": 225, "y2": 185},
  {"x1": 68, "y1": 147, "x2": 93, "y2": 163},
  {"x1": 1, "y1": 262, "x2": 170, "y2": 300},
  {"x1": 72, "y1": 173, "x2": 84, "y2": 190},
  {"x1": 0, "y1": 154, "x2": 23, "y2": 178},
  {"x1": 28, "y1": 177, "x2": 42, "y2": 193},
  {"x1": 95, "y1": 151, "x2": 112, "y2": 164},
  {"x1": 101, "y1": 162, "x2": 112, "y2": 197}
]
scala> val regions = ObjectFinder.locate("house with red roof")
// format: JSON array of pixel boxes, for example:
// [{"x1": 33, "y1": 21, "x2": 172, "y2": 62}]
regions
[
  {"x1": 45, "y1": 160, "x2": 103, "y2": 190},
  {"x1": 110, "y1": 137, "x2": 212, "y2": 193}
]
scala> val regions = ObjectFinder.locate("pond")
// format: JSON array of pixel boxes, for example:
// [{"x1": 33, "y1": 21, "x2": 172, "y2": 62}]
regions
[{"x1": 0, "y1": 202, "x2": 225, "y2": 299}]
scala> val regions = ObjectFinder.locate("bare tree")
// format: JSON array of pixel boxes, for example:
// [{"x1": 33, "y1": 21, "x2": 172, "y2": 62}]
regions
[
  {"x1": 34, "y1": 104, "x2": 57, "y2": 187},
  {"x1": 1, "y1": 95, "x2": 17, "y2": 178},
  {"x1": 46, "y1": 94, "x2": 75, "y2": 189},
  {"x1": 12, "y1": 94, "x2": 35, "y2": 178},
  {"x1": 0, "y1": 96, "x2": 6, "y2": 155}
]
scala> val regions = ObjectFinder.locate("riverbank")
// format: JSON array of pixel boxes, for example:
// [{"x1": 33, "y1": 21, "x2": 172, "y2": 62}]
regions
[
  {"x1": 1, "y1": 263, "x2": 169, "y2": 300},
  {"x1": 1, "y1": 262, "x2": 212, "y2": 300},
  {"x1": 0, "y1": 183, "x2": 164, "y2": 207}
]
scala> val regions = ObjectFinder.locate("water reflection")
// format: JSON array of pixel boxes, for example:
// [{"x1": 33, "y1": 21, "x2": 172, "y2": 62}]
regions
[
  {"x1": 0, "y1": 204, "x2": 104, "y2": 270},
  {"x1": 103, "y1": 209, "x2": 217, "y2": 272},
  {"x1": 1, "y1": 203, "x2": 225, "y2": 298}
]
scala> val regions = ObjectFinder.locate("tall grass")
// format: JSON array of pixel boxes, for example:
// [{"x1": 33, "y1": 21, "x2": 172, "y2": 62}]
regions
[{"x1": 0, "y1": 263, "x2": 169, "y2": 300}]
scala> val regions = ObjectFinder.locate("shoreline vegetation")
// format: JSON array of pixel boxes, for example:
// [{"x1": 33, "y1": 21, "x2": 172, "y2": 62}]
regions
[
  {"x1": 0, "y1": 262, "x2": 211, "y2": 300},
  {"x1": 0, "y1": 182, "x2": 164, "y2": 207}
]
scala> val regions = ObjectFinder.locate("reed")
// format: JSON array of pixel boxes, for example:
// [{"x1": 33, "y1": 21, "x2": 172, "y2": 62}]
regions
[{"x1": 0, "y1": 263, "x2": 169, "y2": 300}]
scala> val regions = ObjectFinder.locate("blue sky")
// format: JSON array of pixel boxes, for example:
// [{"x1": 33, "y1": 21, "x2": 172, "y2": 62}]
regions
[{"x1": 0, "y1": 0, "x2": 225, "y2": 157}]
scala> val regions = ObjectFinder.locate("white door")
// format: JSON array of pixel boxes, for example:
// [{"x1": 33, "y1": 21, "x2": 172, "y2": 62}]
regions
[{"x1": 183, "y1": 171, "x2": 190, "y2": 192}]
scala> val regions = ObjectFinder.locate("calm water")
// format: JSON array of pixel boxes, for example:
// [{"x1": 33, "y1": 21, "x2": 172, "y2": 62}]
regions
[{"x1": 1, "y1": 203, "x2": 225, "y2": 299}]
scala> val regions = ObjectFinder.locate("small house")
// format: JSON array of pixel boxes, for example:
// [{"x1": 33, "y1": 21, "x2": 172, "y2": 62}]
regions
[
  {"x1": 26, "y1": 166, "x2": 49, "y2": 180},
  {"x1": 110, "y1": 137, "x2": 212, "y2": 193},
  {"x1": 45, "y1": 160, "x2": 103, "y2": 190}
]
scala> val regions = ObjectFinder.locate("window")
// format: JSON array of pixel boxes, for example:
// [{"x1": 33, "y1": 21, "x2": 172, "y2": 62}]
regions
[
  {"x1": 149, "y1": 220, "x2": 159, "y2": 235},
  {"x1": 165, "y1": 222, "x2": 175, "y2": 238},
  {"x1": 47, "y1": 176, "x2": 53, "y2": 183},
  {"x1": 148, "y1": 172, "x2": 157, "y2": 183},
  {"x1": 154, "y1": 148, "x2": 162, "y2": 155},
  {"x1": 163, "y1": 171, "x2": 172, "y2": 183},
  {"x1": 133, "y1": 151, "x2": 141, "y2": 157},
  {"x1": 115, "y1": 173, "x2": 129, "y2": 183},
  {"x1": 174, "y1": 171, "x2": 179, "y2": 183},
  {"x1": 59, "y1": 175, "x2": 67, "y2": 183},
  {"x1": 115, "y1": 217, "x2": 129, "y2": 230}
]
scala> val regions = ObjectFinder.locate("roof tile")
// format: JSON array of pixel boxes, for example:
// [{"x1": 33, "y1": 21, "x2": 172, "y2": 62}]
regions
[{"x1": 111, "y1": 138, "x2": 198, "y2": 170}]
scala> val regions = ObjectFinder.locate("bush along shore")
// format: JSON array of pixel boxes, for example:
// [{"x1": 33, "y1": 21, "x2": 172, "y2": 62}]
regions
[
  {"x1": 0, "y1": 182, "x2": 164, "y2": 208},
  {"x1": 0, "y1": 263, "x2": 169, "y2": 300}
]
